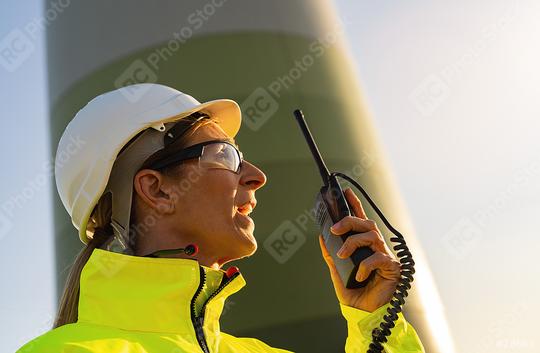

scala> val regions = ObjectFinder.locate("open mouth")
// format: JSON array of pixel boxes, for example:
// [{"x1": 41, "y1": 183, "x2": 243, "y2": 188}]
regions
[
  {"x1": 236, "y1": 199, "x2": 256, "y2": 217},
  {"x1": 236, "y1": 204, "x2": 253, "y2": 216}
]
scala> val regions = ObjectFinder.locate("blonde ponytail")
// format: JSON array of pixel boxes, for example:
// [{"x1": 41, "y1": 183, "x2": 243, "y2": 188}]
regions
[
  {"x1": 53, "y1": 111, "x2": 213, "y2": 328},
  {"x1": 52, "y1": 194, "x2": 112, "y2": 328}
]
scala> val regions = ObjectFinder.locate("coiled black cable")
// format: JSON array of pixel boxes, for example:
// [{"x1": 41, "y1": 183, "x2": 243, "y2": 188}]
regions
[{"x1": 333, "y1": 172, "x2": 416, "y2": 353}]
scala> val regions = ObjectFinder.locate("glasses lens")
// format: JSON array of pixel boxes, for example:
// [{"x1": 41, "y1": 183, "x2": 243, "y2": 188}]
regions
[{"x1": 200, "y1": 142, "x2": 240, "y2": 172}]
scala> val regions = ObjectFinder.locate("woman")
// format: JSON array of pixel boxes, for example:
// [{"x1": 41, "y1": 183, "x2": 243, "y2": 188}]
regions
[{"x1": 17, "y1": 84, "x2": 424, "y2": 352}]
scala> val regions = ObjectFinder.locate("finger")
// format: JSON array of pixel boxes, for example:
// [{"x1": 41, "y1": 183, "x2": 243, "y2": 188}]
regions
[
  {"x1": 318, "y1": 235, "x2": 346, "y2": 295},
  {"x1": 330, "y1": 215, "x2": 378, "y2": 235},
  {"x1": 356, "y1": 252, "x2": 401, "y2": 282},
  {"x1": 344, "y1": 187, "x2": 367, "y2": 219},
  {"x1": 336, "y1": 230, "x2": 386, "y2": 259}
]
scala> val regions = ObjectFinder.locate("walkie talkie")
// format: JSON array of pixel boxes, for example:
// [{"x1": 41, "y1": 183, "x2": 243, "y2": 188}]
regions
[
  {"x1": 294, "y1": 108, "x2": 416, "y2": 353},
  {"x1": 293, "y1": 109, "x2": 376, "y2": 288}
]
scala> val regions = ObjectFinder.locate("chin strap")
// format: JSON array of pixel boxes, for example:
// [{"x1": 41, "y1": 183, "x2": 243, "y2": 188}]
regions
[
  {"x1": 100, "y1": 219, "x2": 134, "y2": 255},
  {"x1": 101, "y1": 124, "x2": 170, "y2": 255}
]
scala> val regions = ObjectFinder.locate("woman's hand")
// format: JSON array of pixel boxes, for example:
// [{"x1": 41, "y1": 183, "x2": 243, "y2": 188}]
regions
[{"x1": 318, "y1": 187, "x2": 401, "y2": 313}]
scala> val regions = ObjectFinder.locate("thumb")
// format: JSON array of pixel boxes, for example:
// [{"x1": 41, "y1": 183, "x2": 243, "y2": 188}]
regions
[{"x1": 318, "y1": 235, "x2": 346, "y2": 299}]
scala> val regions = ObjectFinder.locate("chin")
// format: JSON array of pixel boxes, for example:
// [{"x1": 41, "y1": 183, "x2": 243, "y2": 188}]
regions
[
  {"x1": 239, "y1": 233, "x2": 257, "y2": 254},
  {"x1": 231, "y1": 232, "x2": 257, "y2": 260},
  {"x1": 219, "y1": 243, "x2": 256, "y2": 265},
  {"x1": 245, "y1": 237, "x2": 258, "y2": 255}
]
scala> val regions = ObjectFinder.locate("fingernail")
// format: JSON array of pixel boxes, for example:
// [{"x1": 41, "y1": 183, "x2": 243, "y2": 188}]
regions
[
  {"x1": 330, "y1": 223, "x2": 340, "y2": 233},
  {"x1": 337, "y1": 247, "x2": 345, "y2": 257}
]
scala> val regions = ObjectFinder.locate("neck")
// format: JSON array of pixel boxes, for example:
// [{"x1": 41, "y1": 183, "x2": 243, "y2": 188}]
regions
[{"x1": 134, "y1": 224, "x2": 225, "y2": 270}]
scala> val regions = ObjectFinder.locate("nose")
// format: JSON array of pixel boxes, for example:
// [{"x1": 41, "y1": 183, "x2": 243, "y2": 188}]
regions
[{"x1": 239, "y1": 160, "x2": 267, "y2": 190}]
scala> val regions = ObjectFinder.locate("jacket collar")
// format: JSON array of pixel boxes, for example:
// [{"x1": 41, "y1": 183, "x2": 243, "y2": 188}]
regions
[{"x1": 77, "y1": 248, "x2": 246, "y2": 337}]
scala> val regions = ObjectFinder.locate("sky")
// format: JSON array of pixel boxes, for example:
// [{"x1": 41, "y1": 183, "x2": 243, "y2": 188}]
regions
[
  {"x1": 1, "y1": 0, "x2": 539, "y2": 352},
  {"x1": 0, "y1": 0, "x2": 55, "y2": 351}
]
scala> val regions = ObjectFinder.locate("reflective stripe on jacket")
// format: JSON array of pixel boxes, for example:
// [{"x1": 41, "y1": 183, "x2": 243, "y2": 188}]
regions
[{"x1": 16, "y1": 248, "x2": 425, "y2": 352}]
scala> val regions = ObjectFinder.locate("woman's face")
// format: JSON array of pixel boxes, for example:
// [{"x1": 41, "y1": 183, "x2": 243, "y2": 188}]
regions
[{"x1": 134, "y1": 121, "x2": 267, "y2": 266}]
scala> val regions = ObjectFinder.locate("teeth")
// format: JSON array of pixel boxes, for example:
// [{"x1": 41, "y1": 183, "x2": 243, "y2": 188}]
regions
[{"x1": 238, "y1": 204, "x2": 253, "y2": 216}]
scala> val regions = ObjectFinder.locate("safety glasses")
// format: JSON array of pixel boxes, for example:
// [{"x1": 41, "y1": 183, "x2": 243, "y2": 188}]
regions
[{"x1": 147, "y1": 139, "x2": 244, "y2": 174}]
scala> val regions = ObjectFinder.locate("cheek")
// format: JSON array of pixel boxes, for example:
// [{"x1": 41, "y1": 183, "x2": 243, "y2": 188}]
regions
[{"x1": 194, "y1": 171, "x2": 238, "y2": 217}]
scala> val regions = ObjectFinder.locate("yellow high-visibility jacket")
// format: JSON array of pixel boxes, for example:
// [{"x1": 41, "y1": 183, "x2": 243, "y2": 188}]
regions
[{"x1": 16, "y1": 248, "x2": 425, "y2": 353}]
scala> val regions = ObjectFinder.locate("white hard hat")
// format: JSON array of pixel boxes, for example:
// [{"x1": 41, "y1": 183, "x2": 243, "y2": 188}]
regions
[{"x1": 54, "y1": 83, "x2": 241, "y2": 250}]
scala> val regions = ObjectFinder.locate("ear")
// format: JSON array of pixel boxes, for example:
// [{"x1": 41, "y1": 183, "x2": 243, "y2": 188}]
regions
[{"x1": 133, "y1": 169, "x2": 175, "y2": 214}]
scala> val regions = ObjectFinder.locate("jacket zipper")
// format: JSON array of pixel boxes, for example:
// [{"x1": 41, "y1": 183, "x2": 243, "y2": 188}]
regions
[
  {"x1": 191, "y1": 265, "x2": 209, "y2": 353},
  {"x1": 200, "y1": 270, "x2": 240, "y2": 321},
  {"x1": 190, "y1": 265, "x2": 240, "y2": 353}
]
